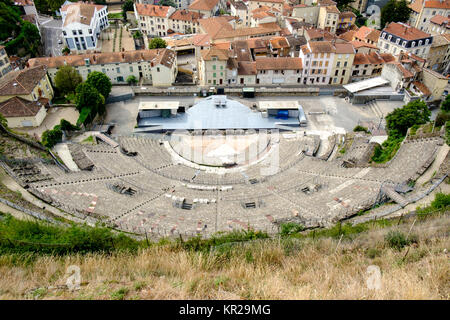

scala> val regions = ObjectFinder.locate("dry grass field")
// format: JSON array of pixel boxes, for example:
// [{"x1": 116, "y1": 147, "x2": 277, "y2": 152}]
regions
[{"x1": 0, "y1": 213, "x2": 448, "y2": 300}]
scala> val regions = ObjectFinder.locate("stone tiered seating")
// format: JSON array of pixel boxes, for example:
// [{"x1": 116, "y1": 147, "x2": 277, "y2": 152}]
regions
[{"x1": 21, "y1": 133, "x2": 443, "y2": 238}]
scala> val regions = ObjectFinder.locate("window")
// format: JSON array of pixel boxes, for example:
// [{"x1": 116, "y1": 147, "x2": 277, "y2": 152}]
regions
[
  {"x1": 336, "y1": 61, "x2": 340, "y2": 67},
  {"x1": 117, "y1": 67, "x2": 120, "y2": 73},
  {"x1": 213, "y1": 65, "x2": 216, "y2": 70},
  {"x1": 130, "y1": 66, "x2": 133, "y2": 72},
  {"x1": 412, "y1": 41, "x2": 416, "y2": 47},
  {"x1": 402, "y1": 41, "x2": 407, "y2": 47},
  {"x1": 157, "y1": 67, "x2": 160, "y2": 72},
  {"x1": 213, "y1": 72, "x2": 216, "y2": 77}
]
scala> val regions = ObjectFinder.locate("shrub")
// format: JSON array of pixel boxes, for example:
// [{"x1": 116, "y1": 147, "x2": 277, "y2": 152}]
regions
[
  {"x1": 280, "y1": 222, "x2": 304, "y2": 236},
  {"x1": 430, "y1": 192, "x2": 450, "y2": 210},
  {"x1": 41, "y1": 127, "x2": 63, "y2": 148},
  {"x1": 0, "y1": 214, "x2": 142, "y2": 255},
  {"x1": 385, "y1": 231, "x2": 415, "y2": 250},
  {"x1": 371, "y1": 135, "x2": 403, "y2": 163},
  {"x1": 353, "y1": 125, "x2": 370, "y2": 133},
  {"x1": 59, "y1": 119, "x2": 79, "y2": 132},
  {"x1": 127, "y1": 75, "x2": 138, "y2": 85}
]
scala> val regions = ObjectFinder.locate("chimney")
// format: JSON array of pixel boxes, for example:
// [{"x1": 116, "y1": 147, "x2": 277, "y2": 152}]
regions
[
  {"x1": 121, "y1": 52, "x2": 125, "y2": 59},
  {"x1": 93, "y1": 55, "x2": 96, "y2": 62}
]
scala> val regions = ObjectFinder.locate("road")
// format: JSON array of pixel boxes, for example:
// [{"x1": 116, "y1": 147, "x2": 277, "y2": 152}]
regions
[{"x1": 39, "y1": 17, "x2": 64, "y2": 57}]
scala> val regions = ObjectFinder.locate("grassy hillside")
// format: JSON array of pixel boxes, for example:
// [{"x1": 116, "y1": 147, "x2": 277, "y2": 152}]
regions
[{"x1": 0, "y1": 194, "x2": 448, "y2": 300}]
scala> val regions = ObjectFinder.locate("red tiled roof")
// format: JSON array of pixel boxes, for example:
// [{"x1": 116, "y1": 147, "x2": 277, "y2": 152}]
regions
[
  {"x1": 135, "y1": 4, "x2": 171, "y2": 17},
  {"x1": 413, "y1": 81, "x2": 431, "y2": 96},
  {"x1": 430, "y1": 15, "x2": 449, "y2": 26},
  {"x1": 189, "y1": 0, "x2": 220, "y2": 11},
  {"x1": 255, "y1": 57, "x2": 302, "y2": 70},
  {"x1": 354, "y1": 26, "x2": 380, "y2": 43},
  {"x1": 0, "y1": 96, "x2": 44, "y2": 118},
  {"x1": 383, "y1": 22, "x2": 430, "y2": 41}
]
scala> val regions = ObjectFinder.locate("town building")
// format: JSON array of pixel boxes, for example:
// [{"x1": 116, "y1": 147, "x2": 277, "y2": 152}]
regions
[
  {"x1": 60, "y1": 2, "x2": 109, "y2": 53},
  {"x1": 331, "y1": 43, "x2": 355, "y2": 85},
  {"x1": 169, "y1": 9, "x2": 203, "y2": 34},
  {"x1": 409, "y1": 0, "x2": 450, "y2": 32},
  {"x1": 0, "y1": 65, "x2": 54, "y2": 103},
  {"x1": 255, "y1": 57, "x2": 303, "y2": 84},
  {"x1": 230, "y1": 1, "x2": 250, "y2": 27},
  {"x1": 28, "y1": 49, "x2": 177, "y2": 87},
  {"x1": 247, "y1": 0, "x2": 285, "y2": 13},
  {"x1": 198, "y1": 47, "x2": 230, "y2": 85},
  {"x1": 336, "y1": 11, "x2": 356, "y2": 33},
  {"x1": 353, "y1": 26, "x2": 380, "y2": 45},
  {"x1": 425, "y1": 15, "x2": 450, "y2": 35},
  {"x1": 351, "y1": 51, "x2": 395, "y2": 82},
  {"x1": 377, "y1": 22, "x2": 433, "y2": 59},
  {"x1": 188, "y1": 0, "x2": 225, "y2": 18},
  {"x1": 299, "y1": 41, "x2": 335, "y2": 85},
  {"x1": 0, "y1": 96, "x2": 47, "y2": 128},
  {"x1": 0, "y1": 46, "x2": 13, "y2": 79},
  {"x1": 135, "y1": 4, "x2": 176, "y2": 37},
  {"x1": 425, "y1": 34, "x2": 450, "y2": 72},
  {"x1": 317, "y1": 5, "x2": 339, "y2": 34}
]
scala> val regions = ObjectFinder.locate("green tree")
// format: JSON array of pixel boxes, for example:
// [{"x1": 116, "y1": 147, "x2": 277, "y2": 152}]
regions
[
  {"x1": 126, "y1": 75, "x2": 137, "y2": 85},
  {"x1": 59, "y1": 119, "x2": 79, "y2": 131},
  {"x1": 62, "y1": 46, "x2": 70, "y2": 55},
  {"x1": 75, "y1": 82, "x2": 104, "y2": 117},
  {"x1": 0, "y1": 1, "x2": 22, "y2": 41},
  {"x1": 381, "y1": 0, "x2": 411, "y2": 28},
  {"x1": 149, "y1": 37, "x2": 167, "y2": 49},
  {"x1": 385, "y1": 99, "x2": 431, "y2": 137},
  {"x1": 54, "y1": 65, "x2": 82, "y2": 95},
  {"x1": 441, "y1": 94, "x2": 450, "y2": 112},
  {"x1": 41, "y1": 127, "x2": 63, "y2": 148},
  {"x1": 133, "y1": 30, "x2": 142, "y2": 39},
  {"x1": 86, "y1": 71, "x2": 112, "y2": 99},
  {"x1": 122, "y1": 0, "x2": 134, "y2": 20},
  {"x1": 158, "y1": 0, "x2": 176, "y2": 7}
]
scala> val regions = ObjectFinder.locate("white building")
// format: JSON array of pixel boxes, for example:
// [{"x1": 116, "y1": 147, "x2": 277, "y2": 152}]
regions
[
  {"x1": 135, "y1": 3, "x2": 176, "y2": 37},
  {"x1": 299, "y1": 41, "x2": 335, "y2": 85},
  {"x1": 28, "y1": 49, "x2": 178, "y2": 87},
  {"x1": 60, "y1": 2, "x2": 109, "y2": 52}
]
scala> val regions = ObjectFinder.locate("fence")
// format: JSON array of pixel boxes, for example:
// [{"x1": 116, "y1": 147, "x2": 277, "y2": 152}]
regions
[{"x1": 0, "y1": 196, "x2": 62, "y2": 225}]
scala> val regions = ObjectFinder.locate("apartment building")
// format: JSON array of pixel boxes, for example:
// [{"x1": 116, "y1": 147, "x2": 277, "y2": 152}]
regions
[
  {"x1": 331, "y1": 43, "x2": 355, "y2": 85},
  {"x1": 0, "y1": 46, "x2": 12, "y2": 79},
  {"x1": 28, "y1": 49, "x2": 177, "y2": 86},
  {"x1": 377, "y1": 22, "x2": 433, "y2": 59},
  {"x1": 299, "y1": 41, "x2": 335, "y2": 85},
  {"x1": 293, "y1": 4, "x2": 320, "y2": 25},
  {"x1": 60, "y1": 2, "x2": 109, "y2": 52},
  {"x1": 317, "y1": 5, "x2": 339, "y2": 34},
  {"x1": 409, "y1": 0, "x2": 450, "y2": 31},
  {"x1": 135, "y1": 4, "x2": 176, "y2": 37},
  {"x1": 169, "y1": 9, "x2": 202, "y2": 34}
]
